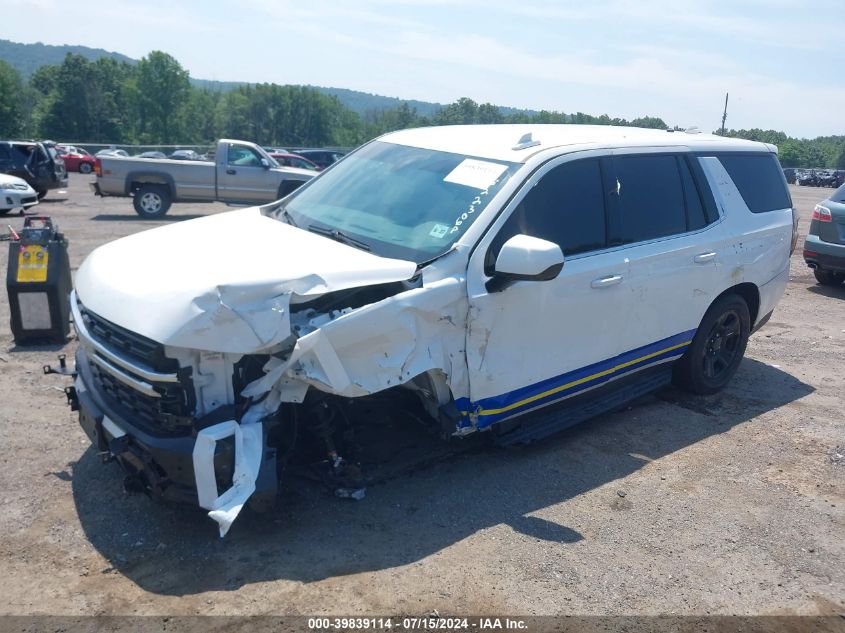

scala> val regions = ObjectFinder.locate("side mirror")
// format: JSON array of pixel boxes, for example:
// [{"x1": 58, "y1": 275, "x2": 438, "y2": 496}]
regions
[
  {"x1": 487, "y1": 234, "x2": 564, "y2": 292},
  {"x1": 260, "y1": 158, "x2": 270, "y2": 169}
]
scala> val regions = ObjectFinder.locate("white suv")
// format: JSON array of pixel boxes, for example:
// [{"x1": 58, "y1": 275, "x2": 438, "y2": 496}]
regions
[{"x1": 69, "y1": 125, "x2": 796, "y2": 535}]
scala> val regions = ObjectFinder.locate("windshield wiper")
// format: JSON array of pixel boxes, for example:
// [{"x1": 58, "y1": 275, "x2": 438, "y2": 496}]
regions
[
  {"x1": 274, "y1": 205, "x2": 298, "y2": 228},
  {"x1": 307, "y1": 224, "x2": 371, "y2": 251}
]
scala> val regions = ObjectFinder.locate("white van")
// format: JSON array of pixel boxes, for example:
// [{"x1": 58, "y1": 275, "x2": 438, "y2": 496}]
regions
[{"x1": 68, "y1": 125, "x2": 796, "y2": 535}]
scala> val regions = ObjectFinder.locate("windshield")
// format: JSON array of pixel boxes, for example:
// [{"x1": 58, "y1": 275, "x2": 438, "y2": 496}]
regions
[
  {"x1": 277, "y1": 141, "x2": 520, "y2": 263},
  {"x1": 831, "y1": 183, "x2": 845, "y2": 203}
]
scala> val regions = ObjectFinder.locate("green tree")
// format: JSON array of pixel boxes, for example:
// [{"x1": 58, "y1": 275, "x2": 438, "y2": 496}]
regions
[
  {"x1": 135, "y1": 51, "x2": 190, "y2": 143},
  {"x1": 477, "y1": 103, "x2": 504, "y2": 124},
  {"x1": 434, "y1": 97, "x2": 479, "y2": 125},
  {"x1": 36, "y1": 54, "x2": 131, "y2": 142},
  {"x1": 0, "y1": 60, "x2": 23, "y2": 137},
  {"x1": 629, "y1": 116, "x2": 667, "y2": 129}
]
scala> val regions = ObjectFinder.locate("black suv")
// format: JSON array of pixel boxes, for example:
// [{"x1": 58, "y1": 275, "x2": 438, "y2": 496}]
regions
[{"x1": 0, "y1": 141, "x2": 68, "y2": 198}]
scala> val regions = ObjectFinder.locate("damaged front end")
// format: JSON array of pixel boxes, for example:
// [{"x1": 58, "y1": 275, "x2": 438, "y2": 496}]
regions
[{"x1": 68, "y1": 255, "x2": 468, "y2": 536}]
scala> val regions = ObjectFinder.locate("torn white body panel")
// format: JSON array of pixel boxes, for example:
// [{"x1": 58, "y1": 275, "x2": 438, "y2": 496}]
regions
[
  {"x1": 74, "y1": 207, "x2": 417, "y2": 353},
  {"x1": 242, "y1": 276, "x2": 470, "y2": 405}
]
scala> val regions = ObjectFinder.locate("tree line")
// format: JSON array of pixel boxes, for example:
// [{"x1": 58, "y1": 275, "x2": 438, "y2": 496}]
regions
[
  {"x1": 718, "y1": 128, "x2": 845, "y2": 169},
  {"x1": 0, "y1": 51, "x2": 842, "y2": 168}
]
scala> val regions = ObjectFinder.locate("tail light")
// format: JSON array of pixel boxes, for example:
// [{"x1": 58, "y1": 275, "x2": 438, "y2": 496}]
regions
[
  {"x1": 790, "y1": 207, "x2": 799, "y2": 255},
  {"x1": 94, "y1": 158, "x2": 101, "y2": 176},
  {"x1": 811, "y1": 205, "x2": 832, "y2": 222}
]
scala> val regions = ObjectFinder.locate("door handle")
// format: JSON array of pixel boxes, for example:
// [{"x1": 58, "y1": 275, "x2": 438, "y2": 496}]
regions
[
  {"x1": 226, "y1": 168, "x2": 236, "y2": 175},
  {"x1": 694, "y1": 252, "x2": 717, "y2": 264},
  {"x1": 591, "y1": 274, "x2": 623, "y2": 288}
]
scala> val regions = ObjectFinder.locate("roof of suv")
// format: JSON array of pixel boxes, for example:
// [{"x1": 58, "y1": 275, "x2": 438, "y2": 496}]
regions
[{"x1": 381, "y1": 124, "x2": 773, "y2": 163}]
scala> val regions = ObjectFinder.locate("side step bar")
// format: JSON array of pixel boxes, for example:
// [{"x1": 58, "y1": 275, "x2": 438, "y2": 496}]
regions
[{"x1": 492, "y1": 366, "x2": 673, "y2": 446}]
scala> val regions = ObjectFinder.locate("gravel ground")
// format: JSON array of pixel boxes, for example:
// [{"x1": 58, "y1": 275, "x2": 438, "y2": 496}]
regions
[{"x1": 0, "y1": 176, "x2": 842, "y2": 617}]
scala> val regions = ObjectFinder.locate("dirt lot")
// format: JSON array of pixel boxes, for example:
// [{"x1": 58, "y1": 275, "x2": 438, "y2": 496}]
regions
[{"x1": 0, "y1": 175, "x2": 842, "y2": 618}]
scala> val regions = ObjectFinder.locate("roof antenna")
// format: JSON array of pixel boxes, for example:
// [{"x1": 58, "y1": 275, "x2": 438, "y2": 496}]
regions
[
  {"x1": 512, "y1": 132, "x2": 541, "y2": 151},
  {"x1": 720, "y1": 92, "x2": 729, "y2": 136}
]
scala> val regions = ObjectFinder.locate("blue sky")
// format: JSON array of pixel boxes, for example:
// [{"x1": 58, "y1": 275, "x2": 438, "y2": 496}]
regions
[{"x1": 3, "y1": 0, "x2": 843, "y2": 138}]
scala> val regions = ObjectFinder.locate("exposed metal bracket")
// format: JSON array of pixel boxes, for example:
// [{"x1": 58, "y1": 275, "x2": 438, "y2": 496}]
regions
[{"x1": 43, "y1": 354, "x2": 77, "y2": 377}]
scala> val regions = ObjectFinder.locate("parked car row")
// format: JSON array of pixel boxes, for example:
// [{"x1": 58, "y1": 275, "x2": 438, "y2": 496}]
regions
[{"x1": 790, "y1": 168, "x2": 845, "y2": 188}]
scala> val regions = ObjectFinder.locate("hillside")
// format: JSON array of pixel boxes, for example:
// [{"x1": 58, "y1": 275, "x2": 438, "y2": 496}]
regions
[
  {"x1": 0, "y1": 39, "x2": 134, "y2": 77},
  {"x1": 0, "y1": 38, "x2": 538, "y2": 118}
]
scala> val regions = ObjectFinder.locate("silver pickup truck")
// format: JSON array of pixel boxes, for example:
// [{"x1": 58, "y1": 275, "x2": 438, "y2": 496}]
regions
[{"x1": 92, "y1": 139, "x2": 316, "y2": 217}]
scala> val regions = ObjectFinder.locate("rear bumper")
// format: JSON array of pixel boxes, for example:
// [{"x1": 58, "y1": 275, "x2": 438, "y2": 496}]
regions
[{"x1": 803, "y1": 234, "x2": 845, "y2": 273}]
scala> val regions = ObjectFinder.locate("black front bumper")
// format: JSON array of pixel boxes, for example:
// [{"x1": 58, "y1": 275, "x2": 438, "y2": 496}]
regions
[{"x1": 74, "y1": 348, "x2": 277, "y2": 507}]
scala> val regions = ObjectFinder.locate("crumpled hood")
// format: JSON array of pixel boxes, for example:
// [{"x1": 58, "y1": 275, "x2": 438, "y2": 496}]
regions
[{"x1": 75, "y1": 207, "x2": 417, "y2": 353}]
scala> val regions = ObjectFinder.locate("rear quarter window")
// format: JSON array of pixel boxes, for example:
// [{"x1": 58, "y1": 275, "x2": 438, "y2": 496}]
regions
[{"x1": 716, "y1": 153, "x2": 791, "y2": 213}]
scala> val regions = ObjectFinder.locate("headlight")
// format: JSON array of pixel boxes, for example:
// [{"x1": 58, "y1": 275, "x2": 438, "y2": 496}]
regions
[{"x1": 0, "y1": 183, "x2": 30, "y2": 191}]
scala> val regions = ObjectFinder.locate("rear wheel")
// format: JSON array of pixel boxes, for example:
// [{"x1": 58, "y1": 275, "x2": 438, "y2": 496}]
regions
[
  {"x1": 132, "y1": 184, "x2": 172, "y2": 218},
  {"x1": 814, "y1": 269, "x2": 845, "y2": 286},
  {"x1": 673, "y1": 294, "x2": 750, "y2": 395},
  {"x1": 36, "y1": 189, "x2": 47, "y2": 200},
  {"x1": 79, "y1": 162, "x2": 93, "y2": 174}
]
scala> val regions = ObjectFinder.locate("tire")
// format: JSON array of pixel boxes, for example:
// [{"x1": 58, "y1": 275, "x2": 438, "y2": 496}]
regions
[
  {"x1": 79, "y1": 162, "x2": 93, "y2": 174},
  {"x1": 132, "y1": 184, "x2": 172, "y2": 218},
  {"x1": 814, "y1": 269, "x2": 845, "y2": 286},
  {"x1": 0, "y1": 209, "x2": 10, "y2": 216},
  {"x1": 36, "y1": 189, "x2": 47, "y2": 200},
  {"x1": 673, "y1": 294, "x2": 751, "y2": 395}
]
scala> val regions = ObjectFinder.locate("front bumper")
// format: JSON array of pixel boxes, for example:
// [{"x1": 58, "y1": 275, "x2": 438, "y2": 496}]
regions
[
  {"x1": 1, "y1": 189, "x2": 38, "y2": 210},
  {"x1": 803, "y1": 234, "x2": 845, "y2": 273},
  {"x1": 73, "y1": 346, "x2": 278, "y2": 510}
]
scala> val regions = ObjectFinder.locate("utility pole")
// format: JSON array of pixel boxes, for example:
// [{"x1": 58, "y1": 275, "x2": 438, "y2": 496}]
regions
[{"x1": 720, "y1": 92, "x2": 729, "y2": 136}]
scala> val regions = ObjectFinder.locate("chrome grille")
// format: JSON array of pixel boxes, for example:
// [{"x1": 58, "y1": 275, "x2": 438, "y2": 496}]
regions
[{"x1": 74, "y1": 293, "x2": 195, "y2": 436}]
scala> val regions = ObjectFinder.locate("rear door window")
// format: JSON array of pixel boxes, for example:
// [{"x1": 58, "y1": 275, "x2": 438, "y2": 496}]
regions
[
  {"x1": 608, "y1": 154, "x2": 687, "y2": 245},
  {"x1": 715, "y1": 153, "x2": 791, "y2": 213}
]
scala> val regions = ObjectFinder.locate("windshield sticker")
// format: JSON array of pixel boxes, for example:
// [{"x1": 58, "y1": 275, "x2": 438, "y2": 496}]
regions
[
  {"x1": 429, "y1": 223, "x2": 450, "y2": 239},
  {"x1": 444, "y1": 159, "x2": 508, "y2": 190}
]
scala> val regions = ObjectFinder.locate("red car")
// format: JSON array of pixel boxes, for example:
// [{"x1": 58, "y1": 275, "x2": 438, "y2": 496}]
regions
[
  {"x1": 56, "y1": 145, "x2": 96, "y2": 174},
  {"x1": 269, "y1": 152, "x2": 321, "y2": 171}
]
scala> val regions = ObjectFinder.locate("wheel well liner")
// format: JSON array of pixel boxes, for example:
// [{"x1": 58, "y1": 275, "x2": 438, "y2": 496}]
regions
[
  {"x1": 278, "y1": 179, "x2": 306, "y2": 198},
  {"x1": 716, "y1": 282, "x2": 760, "y2": 326},
  {"x1": 125, "y1": 172, "x2": 176, "y2": 197}
]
